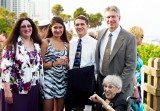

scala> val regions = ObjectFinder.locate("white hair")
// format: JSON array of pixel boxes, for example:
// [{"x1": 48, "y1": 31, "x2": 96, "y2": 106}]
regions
[
  {"x1": 104, "y1": 5, "x2": 120, "y2": 16},
  {"x1": 102, "y1": 75, "x2": 122, "y2": 93}
]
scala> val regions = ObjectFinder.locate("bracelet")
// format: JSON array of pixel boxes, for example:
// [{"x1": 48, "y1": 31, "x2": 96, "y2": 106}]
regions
[
  {"x1": 106, "y1": 105, "x2": 111, "y2": 111},
  {"x1": 52, "y1": 62, "x2": 54, "y2": 67}
]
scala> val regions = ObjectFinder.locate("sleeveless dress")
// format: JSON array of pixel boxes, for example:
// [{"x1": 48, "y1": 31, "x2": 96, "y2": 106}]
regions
[
  {"x1": 42, "y1": 39, "x2": 68, "y2": 99},
  {"x1": 131, "y1": 53, "x2": 144, "y2": 111}
]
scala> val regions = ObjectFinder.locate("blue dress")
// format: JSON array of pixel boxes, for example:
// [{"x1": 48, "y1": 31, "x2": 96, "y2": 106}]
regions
[{"x1": 131, "y1": 53, "x2": 144, "y2": 111}]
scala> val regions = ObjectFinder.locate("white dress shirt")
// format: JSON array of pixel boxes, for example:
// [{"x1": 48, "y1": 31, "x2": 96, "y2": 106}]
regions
[
  {"x1": 99, "y1": 26, "x2": 121, "y2": 74},
  {"x1": 69, "y1": 34, "x2": 97, "y2": 69}
]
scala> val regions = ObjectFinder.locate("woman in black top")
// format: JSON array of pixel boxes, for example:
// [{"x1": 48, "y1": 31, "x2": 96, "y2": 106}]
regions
[{"x1": 89, "y1": 75, "x2": 127, "y2": 111}]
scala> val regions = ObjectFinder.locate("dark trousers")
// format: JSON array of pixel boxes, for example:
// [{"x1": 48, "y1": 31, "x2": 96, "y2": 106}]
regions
[
  {"x1": 65, "y1": 85, "x2": 94, "y2": 111},
  {"x1": 0, "y1": 88, "x2": 7, "y2": 111},
  {"x1": 96, "y1": 74, "x2": 105, "y2": 96}
]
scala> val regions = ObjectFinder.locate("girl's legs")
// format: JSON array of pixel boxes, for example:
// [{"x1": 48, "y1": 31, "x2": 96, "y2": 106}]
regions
[
  {"x1": 42, "y1": 99, "x2": 54, "y2": 111},
  {"x1": 54, "y1": 98, "x2": 64, "y2": 111}
]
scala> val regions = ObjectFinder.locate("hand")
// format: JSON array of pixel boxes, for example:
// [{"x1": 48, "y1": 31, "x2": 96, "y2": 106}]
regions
[
  {"x1": 65, "y1": 63, "x2": 69, "y2": 70},
  {"x1": 59, "y1": 56, "x2": 68, "y2": 65},
  {"x1": 5, "y1": 90, "x2": 13, "y2": 104},
  {"x1": 133, "y1": 88, "x2": 139, "y2": 102},
  {"x1": 63, "y1": 57, "x2": 69, "y2": 70},
  {"x1": 54, "y1": 58, "x2": 66, "y2": 66},
  {"x1": 89, "y1": 94, "x2": 103, "y2": 104},
  {"x1": 61, "y1": 57, "x2": 68, "y2": 65},
  {"x1": 64, "y1": 57, "x2": 68, "y2": 65}
]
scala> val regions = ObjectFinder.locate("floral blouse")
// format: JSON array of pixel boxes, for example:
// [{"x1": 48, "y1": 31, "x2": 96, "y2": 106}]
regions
[{"x1": 1, "y1": 36, "x2": 44, "y2": 94}]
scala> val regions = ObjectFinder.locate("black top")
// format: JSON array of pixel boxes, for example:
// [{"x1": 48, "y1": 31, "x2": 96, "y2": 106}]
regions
[{"x1": 93, "y1": 92, "x2": 127, "y2": 111}]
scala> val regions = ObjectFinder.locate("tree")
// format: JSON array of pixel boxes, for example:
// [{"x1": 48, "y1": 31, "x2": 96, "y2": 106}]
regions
[
  {"x1": 88, "y1": 14, "x2": 97, "y2": 28},
  {"x1": 138, "y1": 44, "x2": 160, "y2": 65},
  {"x1": 52, "y1": 4, "x2": 64, "y2": 16},
  {"x1": 73, "y1": 7, "x2": 87, "y2": 19},
  {"x1": 8, "y1": 12, "x2": 16, "y2": 19},
  {"x1": 0, "y1": 7, "x2": 12, "y2": 35},
  {"x1": 34, "y1": 20, "x2": 39, "y2": 26},
  {"x1": 59, "y1": 14, "x2": 71, "y2": 23},
  {"x1": 88, "y1": 13, "x2": 103, "y2": 28},
  {"x1": 0, "y1": 18, "x2": 11, "y2": 36},
  {"x1": 95, "y1": 13, "x2": 103, "y2": 27},
  {"x1": 7, "y1": 12, "x2": 16, "y2": 27},
  {"x1": 19, "y1": 12, "x2": 28, "y2": 18},
  {"x1": 0, "y1": 7, "x2": 17, "y2": 28},
  {"x1": 60, "y1": 14, "x2": 72, "y2": 29},
  {"x1": 0, "y1": 7, "x2": 9, "y2": 19},
  {"x1": 73, "y1": 7, "x2": 103, "y2": 29}
]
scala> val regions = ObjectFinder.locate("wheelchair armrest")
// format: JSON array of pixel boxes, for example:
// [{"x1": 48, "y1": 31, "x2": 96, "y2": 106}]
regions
[{"x1": 126, "y1": 96, "x2": 137, "y2": 102}]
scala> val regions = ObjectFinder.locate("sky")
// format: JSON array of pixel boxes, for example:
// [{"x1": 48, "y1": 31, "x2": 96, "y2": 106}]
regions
[{"x1": 49, "y1": 0, "x2": 160, "y2": 41}]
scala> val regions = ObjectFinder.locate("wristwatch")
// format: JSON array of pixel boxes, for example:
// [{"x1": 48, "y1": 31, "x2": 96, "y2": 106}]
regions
[{"x1": 133, "y1": 85, "x2": 137, "y2": 90}]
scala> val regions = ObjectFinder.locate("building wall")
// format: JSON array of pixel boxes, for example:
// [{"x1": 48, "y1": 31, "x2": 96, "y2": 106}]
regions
[
  {"x1": 32, "y1": 0, "x2": 50, "y2": 21},
  {"x1": 0, "y1": 0, "x2": 7, "y2": 8},
  {"x1": 5, "y1": 0, "x2": 32, "y2": 18},
  {"x1": 1, "y1": 0, "x2": 50, "y2": 22}
]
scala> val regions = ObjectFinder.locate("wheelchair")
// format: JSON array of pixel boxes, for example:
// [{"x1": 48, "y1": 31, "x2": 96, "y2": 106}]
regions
[
  {"x1": 126, "y1": 96, "x2": 137, "y2": 111},
  {"x1": 71, "y1": 96, "x2": 137, "y2": 111}
]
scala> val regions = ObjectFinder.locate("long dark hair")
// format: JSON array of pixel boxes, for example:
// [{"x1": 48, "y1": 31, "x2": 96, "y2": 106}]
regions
[
  {"x1": 3, "y1": 17, "x2": 42, "y2": 50},
  {"x1": 45, "y1": 17, "x2": 68, "y2": 43}
]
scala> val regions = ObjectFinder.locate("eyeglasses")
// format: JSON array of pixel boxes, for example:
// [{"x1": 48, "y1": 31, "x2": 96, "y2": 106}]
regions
[
  {"x1": 20, "y1": 25, "x2": 32, "y2": 29},
  {"x1": 104, "y1": 85, "x2": 116, "y2": 89},
  {"x1": 141, "y1": 35, "x2": 144, "y2": 38}
]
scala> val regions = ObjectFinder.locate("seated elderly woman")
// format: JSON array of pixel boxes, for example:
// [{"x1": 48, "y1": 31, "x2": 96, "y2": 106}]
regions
[{"x1": 89, "y1": 75, "x2": 127, "y2": 111}]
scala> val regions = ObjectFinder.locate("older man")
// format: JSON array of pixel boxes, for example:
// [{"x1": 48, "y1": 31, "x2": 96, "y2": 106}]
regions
[{"x1": 95, "y1": 5, "x2": 137, "y2": 109}]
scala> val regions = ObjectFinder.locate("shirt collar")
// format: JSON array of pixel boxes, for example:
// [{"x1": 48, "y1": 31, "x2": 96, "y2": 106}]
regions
[
  {"x1": 77, "y1": 34, "x2": 88, "y2": 43},
  {"x1": 17, "y1": 36, "x2": 23, "y2": 45},
  {"x1": 108, "y1": 26, "x2": 121, "y2": 36}
]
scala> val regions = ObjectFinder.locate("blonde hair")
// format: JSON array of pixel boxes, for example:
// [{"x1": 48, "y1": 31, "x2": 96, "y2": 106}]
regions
[{"x1": 128, "y1": 26, "x2": 144, "y2": 44}]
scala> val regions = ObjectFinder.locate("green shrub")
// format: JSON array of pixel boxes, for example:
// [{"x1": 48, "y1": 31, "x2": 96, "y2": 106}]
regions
[
  {"x1": 137, "y1": 44, "x2": 160, "y2": 65},
  {"x1": 138, "y1": 44, "x2": 160, "y2": 104}
]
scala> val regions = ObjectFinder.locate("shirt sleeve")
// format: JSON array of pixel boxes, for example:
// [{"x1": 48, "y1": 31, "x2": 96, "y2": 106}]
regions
[
  {"x1": 92, "y1": 40, "x2": 97, "y2": 74},
  {"x1": 1, "y1": 46, "x2": 15, "y2": 82}
]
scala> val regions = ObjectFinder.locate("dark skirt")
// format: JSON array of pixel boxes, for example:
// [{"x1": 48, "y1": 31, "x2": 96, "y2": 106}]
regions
[
  {"x1": 0, "y1": 84, "x2": 40, "y2": 111},
  {"x1": 0, "y1": 88, "x2": 7, "y2": 111}
]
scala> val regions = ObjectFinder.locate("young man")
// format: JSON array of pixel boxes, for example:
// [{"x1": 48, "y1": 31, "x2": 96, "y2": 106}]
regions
[
  {"x1": 95, "y1": 5, "x2": 137, "y2": 109},
  {"x1": 65, "y1": 15, "x2": 97, "y2": 111}
]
